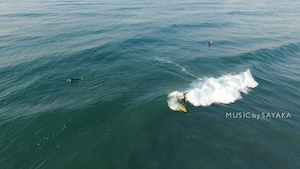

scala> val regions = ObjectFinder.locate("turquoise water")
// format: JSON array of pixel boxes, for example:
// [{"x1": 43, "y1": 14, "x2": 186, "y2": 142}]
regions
[{"x1": 1, "y1": 0, "x2": 300, "y2": 168}]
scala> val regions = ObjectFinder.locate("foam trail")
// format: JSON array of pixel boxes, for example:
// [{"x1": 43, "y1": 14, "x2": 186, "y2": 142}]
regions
[
  {"x1": 155, "y1": 57, "x2": 195, "y2": 77},
  {"x1": 167, "y1": 69, "x2": 258, "y2": 110}
]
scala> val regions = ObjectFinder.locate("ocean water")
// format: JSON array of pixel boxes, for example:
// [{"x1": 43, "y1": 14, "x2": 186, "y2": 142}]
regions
[{"x1": 1, "y1": 0, "x2": 300, "y2": 168}]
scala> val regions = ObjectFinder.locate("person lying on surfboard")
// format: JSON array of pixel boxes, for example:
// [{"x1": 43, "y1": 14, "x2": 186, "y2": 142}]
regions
[
  {"x1": 67, "y1": 77, "x2": 83, "y2": 81},
  {"x1": 178, "y1": 93, "x2": 187, "y2": 105}
]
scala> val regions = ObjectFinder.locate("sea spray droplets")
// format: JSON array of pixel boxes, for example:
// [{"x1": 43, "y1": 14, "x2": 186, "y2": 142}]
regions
[
  {"x1": 168, "y1": 69, "x2": 258, "y2": 110},
  {"x1": 36, "y1": 118, "x2": 72, "y2": 149}
]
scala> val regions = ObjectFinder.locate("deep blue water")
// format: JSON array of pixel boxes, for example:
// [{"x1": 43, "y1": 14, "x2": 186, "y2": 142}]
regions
[{"x1": 1, "y1": 0, "x2": 300, "y2": 168}]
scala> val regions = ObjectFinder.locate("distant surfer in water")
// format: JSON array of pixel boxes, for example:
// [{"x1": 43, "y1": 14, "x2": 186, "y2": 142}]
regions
[
  {"x1": 67, "y1": 77, "x2": 83, "y2": 81},
  {"x1": 208, "y1": 41, "x2": 212, "y2": 45}
]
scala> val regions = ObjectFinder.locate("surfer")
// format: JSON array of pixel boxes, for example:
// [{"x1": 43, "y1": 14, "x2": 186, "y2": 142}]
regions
[
  {"x1": 178, "y1": 93, "x2": 187, "y2": 105},
  {"x1": 208, "y1": 41, "x2": 212, "y2": 45},
  {"x1": 68, "y1": 77, "x2": 83, "y2": 81}
]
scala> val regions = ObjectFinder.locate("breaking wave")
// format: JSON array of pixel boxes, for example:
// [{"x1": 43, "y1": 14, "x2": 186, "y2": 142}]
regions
[{"x1": 168, "y1": 69, "x2": 258, "y2": 111}]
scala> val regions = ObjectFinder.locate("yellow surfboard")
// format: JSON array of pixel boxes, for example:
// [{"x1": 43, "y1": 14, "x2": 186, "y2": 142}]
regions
[{"x1": 178, "y1": 101, "x2": 187, "y2": 113}]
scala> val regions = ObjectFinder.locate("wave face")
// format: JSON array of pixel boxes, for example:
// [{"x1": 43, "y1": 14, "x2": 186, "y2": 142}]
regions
[{"x1": 168, "y1": 69, "x2": 258, "y2": 110}]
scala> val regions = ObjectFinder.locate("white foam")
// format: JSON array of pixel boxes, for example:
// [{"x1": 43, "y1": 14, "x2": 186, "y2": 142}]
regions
[
  {"x1": 167, "y1": 69, "x2": 258, "y2": 110},
  {"x1": 167, "y1": 91, "x2": 183, "y2": 111}
]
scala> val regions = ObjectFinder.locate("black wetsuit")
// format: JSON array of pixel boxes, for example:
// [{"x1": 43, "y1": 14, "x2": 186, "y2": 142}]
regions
[
  {"x1": 69, "y1": 77, "x2": 82, "y2": 81},
  {"x1": 180, "y1": 96, "x2": 186, "y2": 105}
]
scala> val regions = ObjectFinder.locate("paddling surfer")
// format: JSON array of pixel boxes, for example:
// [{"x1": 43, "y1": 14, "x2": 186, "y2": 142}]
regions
[{"x1": 68, "y1": 77, "x2": 83, "y2": 81}]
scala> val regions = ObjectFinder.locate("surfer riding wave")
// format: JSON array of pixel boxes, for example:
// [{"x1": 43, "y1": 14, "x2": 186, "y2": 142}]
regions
[
  {"x1": 177, "y1": 93, "x2": 187, "y2": 105},
  {"x1": 167, "y1": 69, "x2": 259, "y2": 112}
]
